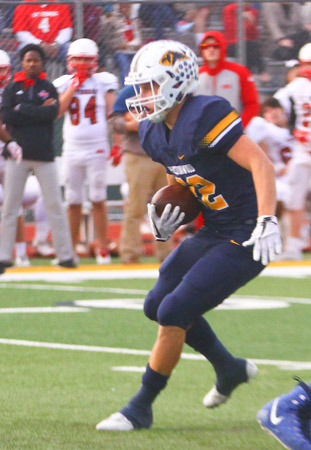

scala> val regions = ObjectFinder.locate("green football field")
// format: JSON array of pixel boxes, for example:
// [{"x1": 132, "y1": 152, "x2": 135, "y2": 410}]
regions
[{"x1": 0, "y1": 259, "x2": 310, "y2": 449}]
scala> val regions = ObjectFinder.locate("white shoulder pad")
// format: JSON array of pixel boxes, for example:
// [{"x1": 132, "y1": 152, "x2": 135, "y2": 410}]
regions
[
  {"x1": 93, "y1": 72, "x2": 119, "y2": 92},
  {"x1": 53, "y1": 74, "x2": 73, "y2": 92}
]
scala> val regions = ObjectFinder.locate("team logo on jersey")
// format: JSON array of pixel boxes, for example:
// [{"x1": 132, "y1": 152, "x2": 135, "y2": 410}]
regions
[
  {"x1": 160, "y1": 51, "x2": 189, "y2": 66},
  {"x1": 38, "y1": 90, "x2": 49, "y2": 99}
]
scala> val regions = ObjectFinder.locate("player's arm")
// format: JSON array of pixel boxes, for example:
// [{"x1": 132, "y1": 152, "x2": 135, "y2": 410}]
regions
[
  {"x1": 228, "y1": 134, "x2": 281, "y2": 264},
  {"x1": 57, "y1": 85, "x2": 76, "y2": 117},
  {"x1": 228, "y1": 134, "x2": 276, "y2": 216}
]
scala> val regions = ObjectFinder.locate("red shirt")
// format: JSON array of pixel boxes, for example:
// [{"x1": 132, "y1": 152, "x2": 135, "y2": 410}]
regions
[
  {"x1": 223, "y1": 3, "x2": 259, "y2": 45},
  {"x1": 13, "y1": 0, "x2": 72, "y2": 43}
]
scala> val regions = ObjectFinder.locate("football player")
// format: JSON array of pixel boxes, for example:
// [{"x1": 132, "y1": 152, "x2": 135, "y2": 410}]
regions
[
  {"x1": 53, "y1": 39, "x2": 119, "y2": 264},
  {"x1": 274, "y1": 43, "x2": 311, "y2": 260},
  {"x1": 246, "y1": 97, "x2": 294, "y2": 219},
  {"x1": 96, "y1": 40, "x2": 281, "y2": 431}
]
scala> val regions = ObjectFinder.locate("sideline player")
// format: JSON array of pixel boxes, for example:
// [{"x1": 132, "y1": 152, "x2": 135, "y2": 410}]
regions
[
  {"x1": 246, "y1": 97, "x2": 294, "y2": 219},
  {"x1": 274, "y1": 43, "x2": 311, "y2": 260},
  {"x1": 54, "y1": 38, "x2": 119, "y2": 264},
  {"x1": 96, "y1": 40, "x2": 281, "y2": 431}
]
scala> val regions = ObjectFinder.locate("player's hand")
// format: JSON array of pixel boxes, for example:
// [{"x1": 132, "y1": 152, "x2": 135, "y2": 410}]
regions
[
  {"x1": 109, "y1": 145, "x2": 122, "y2": 166},
  {"x1": 242, "y1": 215, "x2": 282, "y2": 265},
  {"x1": 70, "y1": 73, "x2": 88, "y2": 90},
  {"x1": 147, "y1": 203, "x2": 185, "y2": 241},
  {"x1": 2, "y1": 140, "x2": 23, "y2": 164}
]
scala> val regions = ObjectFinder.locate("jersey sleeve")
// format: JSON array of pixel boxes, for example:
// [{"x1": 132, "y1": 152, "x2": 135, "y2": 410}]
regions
[
  {"x1": 53, "y1": 75, "x2": 71, "y2": 94},
  {"x1": 195, "y1": 97, "x2": 243, "y2": 154},
  {"x1": 245, "y1": 116, "x2": 268, "y2": 143},
  {"x1": 98, "y1": 72, "x2": 119, "y2": 93},
  {"x1": 13, "y1": 5, "x2": 28, "y2": 33}
]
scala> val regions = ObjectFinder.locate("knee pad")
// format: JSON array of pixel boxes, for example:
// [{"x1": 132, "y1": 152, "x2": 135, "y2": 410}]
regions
[
  {"x1": 143, "y1": 291, "x2": 160, "y2": 321},
  {"x1": 65, "y1": 186, "x2": 83, "y2": 205},
  {"x1": 89, "y1": 173, "x2": 107, "y2": 203}
]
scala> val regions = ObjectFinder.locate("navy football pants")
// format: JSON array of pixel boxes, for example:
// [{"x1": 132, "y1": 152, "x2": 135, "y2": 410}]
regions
[{"x1": 144, "y1": 224, "x2": 264, "y2": 329}]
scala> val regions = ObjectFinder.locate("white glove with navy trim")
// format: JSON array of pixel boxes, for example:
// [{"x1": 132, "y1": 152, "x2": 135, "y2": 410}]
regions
[
  {"x1": 147, "y1": 203, "x2": 185, "y2": 242},
  {"x1": 242, "y1": 215, "x2": 282, "y2": 265}
]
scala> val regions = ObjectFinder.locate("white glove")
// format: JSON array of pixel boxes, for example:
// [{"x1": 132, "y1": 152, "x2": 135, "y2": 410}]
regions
[
  {"x1": 242, "y1": 215, "x2": 282, "y2": 265},
  {"x1": 3, "y1": 140, "x2": 23, "y2": 164},
  {"x1": 147, "y1": 203, "x2": 185, "y2": 241}
]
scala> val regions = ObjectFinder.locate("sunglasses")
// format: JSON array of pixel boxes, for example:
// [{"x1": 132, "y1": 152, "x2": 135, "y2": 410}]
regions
[{"x1": 200, "y1": 43, "x2": 221, "y2": 49}]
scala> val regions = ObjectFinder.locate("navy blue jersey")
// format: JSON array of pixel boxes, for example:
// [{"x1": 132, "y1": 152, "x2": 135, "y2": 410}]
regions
[{"x1": 139, "y1": 95, "x2": 258, "y2": 226}]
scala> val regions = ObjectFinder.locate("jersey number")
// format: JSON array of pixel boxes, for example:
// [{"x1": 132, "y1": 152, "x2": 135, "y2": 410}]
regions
[
  {"x1": 69, "y1": 96, "x2": 97, "y2": 126},
  {"x1": 38, "y1": 18, "x2": 50, "y2": 33},
  {"x1": 176, "y1": 175, "x2": 228, "y2": 210}
]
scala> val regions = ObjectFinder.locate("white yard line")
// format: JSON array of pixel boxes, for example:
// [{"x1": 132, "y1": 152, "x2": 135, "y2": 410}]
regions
[
  {"x1": 0, "y1": 283, "x2": 148, "y2": 295},
  {"x1": 0, "y1": 338, "x2": 310, "y2": 370},
  {"x1": 0, "y1": 307, "x2": 88, "y2": 313}
]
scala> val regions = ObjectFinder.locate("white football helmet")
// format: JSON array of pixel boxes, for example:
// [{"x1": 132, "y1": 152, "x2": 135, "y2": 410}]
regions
[
  {"x1": 125, "y1": 40, "x2": 199, "y2": 123},
  {"x1": 298, "y1": 43, "x2": 311, "y2": 79},
  {"x1": 67, "y1": 38, "x2": 98, "y2": 77},
  {"x1": 0, "y1": 49, "x2": 11, "y2": 87}
]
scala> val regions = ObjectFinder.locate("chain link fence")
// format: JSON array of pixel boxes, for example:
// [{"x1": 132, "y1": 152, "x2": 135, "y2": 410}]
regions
[
  {"x1": 1, "y1": 1, "x2": 311, "y2": 86},
  {"x1": 1, "y1": 0, "x2": 311, "y2": 183}
]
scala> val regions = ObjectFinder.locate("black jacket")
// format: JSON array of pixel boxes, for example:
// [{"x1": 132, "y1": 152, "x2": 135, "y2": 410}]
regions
[{"x1": 1, "y1": 77, "x2": 59, "y2": 161}]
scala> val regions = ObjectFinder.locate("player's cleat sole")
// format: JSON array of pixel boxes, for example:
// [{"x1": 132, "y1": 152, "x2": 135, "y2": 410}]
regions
[
  {"x1": 96, "y1": 412, "x2": 134, "y2": 431},
  {"x1": 203, "y1": 360, "x2": 258, "y2": 408}
]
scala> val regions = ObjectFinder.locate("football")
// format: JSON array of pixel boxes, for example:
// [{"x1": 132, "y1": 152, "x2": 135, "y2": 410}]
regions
[{"x1": 151, "y1": 184, "x2": 201, "y2": 225}]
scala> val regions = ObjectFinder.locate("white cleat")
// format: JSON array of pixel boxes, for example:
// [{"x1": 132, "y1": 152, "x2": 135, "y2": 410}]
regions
[
  {"x1": 95, "y1": 251, "x2": 111, "y2": 265},
  {"x1": 96, "y1": 412, "x2": 134, "y2": 431},
  {"x1": 203, "y1": 360, "x2": 258, "y2": 408},
  {"x1": 15, "y1": 255, "x2": 31, "y2": 267}
]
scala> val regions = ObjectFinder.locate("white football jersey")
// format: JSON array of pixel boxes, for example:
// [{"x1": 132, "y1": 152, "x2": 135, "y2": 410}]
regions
[
  {"x1": 53, "y1": 72, "x2": 118, "y2": 153},
  {"x1": 246, "y1": 116, "x2": 294, "y2": 175},
  {"x1": 274, "y1": 76, "x2": 311, "y2": 161}
]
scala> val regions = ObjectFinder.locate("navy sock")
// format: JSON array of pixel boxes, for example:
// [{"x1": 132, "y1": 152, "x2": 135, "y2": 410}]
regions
[
  {"x1": 121, "y1": 364, "x2": 169, "y2": 429},
  {"x1": 186, "y1": 317, "x2": 247, "y2": 394}
]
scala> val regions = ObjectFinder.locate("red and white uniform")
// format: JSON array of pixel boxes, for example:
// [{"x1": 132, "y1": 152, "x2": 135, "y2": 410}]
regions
[
  {"x1": 196, "y1": 30, "x2": 260, "y2": 127},
  {"x1": 13, "y1": 0, "x2": 72, "y2": 45},
  {"x1": 246, "y1": 116, "x2": 294, "y2": 203},
  {"x1": 53, "y1": 72, "x2": 118, "y2": 204},
  {"x1": 274, "y1": 76, "x2": 311, "y2": 210},
  {"x1": 54, "y1": 72, "x2": 118, "y2": 153}
]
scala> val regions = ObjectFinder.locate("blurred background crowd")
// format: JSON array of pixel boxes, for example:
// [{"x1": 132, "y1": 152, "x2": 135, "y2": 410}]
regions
[{"x1": 0, "y1": 0, "x2": 311, "y2": 266}]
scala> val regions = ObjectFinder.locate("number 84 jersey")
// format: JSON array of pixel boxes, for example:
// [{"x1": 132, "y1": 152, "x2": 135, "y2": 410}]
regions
[{"x1": 53, "y1": 72, "x2": 118, "y2": 153}]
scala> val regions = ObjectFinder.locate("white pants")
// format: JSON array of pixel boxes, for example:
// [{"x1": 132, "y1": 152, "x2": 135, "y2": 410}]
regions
[
  {"x1": 62, "y1": 152, "x2": 108, "y2": 204},
  {"x1": 0, "y1": 159, "x2": 74, "y2": 262}
]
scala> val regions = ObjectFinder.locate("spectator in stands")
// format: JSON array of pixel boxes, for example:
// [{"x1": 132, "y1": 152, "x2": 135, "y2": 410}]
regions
[
  {"x1": 108, "y1": 85, "x2": 171, "y2": 264},
  {"x1": 174, "y1": 2, "x2": 223, "y2": 47},
  {"x1": 223, "y1": 2, "x2": 270, "y2": 82},
  {"x1": 138, "y1": 3, "x2": 177, "y2": 41},
  {"x1": 53, "y1": 39, "x2": 118, "y2": 264},
  {"x1": 69, "y1": 0, "x2": 105, "y2": 67},
  {"x1": 0, "y1": 44, "x2": 76, "y2": 274},
  {"x1": 12, "y1": 0, "x2": 72, "y2": 63},
  {"x1": 261, "y1": 2, "x2": 303, "y2": 61},
  {"x1": 273, "y1": 43, "x2": 311, "y2": 260},
  {"x1": 113, "y1": 3, "x2": 141, "y2": 86},
  {"x1": 195, "y1": 30, "x2": 260, "y2": 127}
]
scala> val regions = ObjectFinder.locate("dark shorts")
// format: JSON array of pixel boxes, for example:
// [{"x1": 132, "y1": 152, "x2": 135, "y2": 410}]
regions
[{"x1": 144, "y1": 223, "x2": 264, "y2": 329}]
